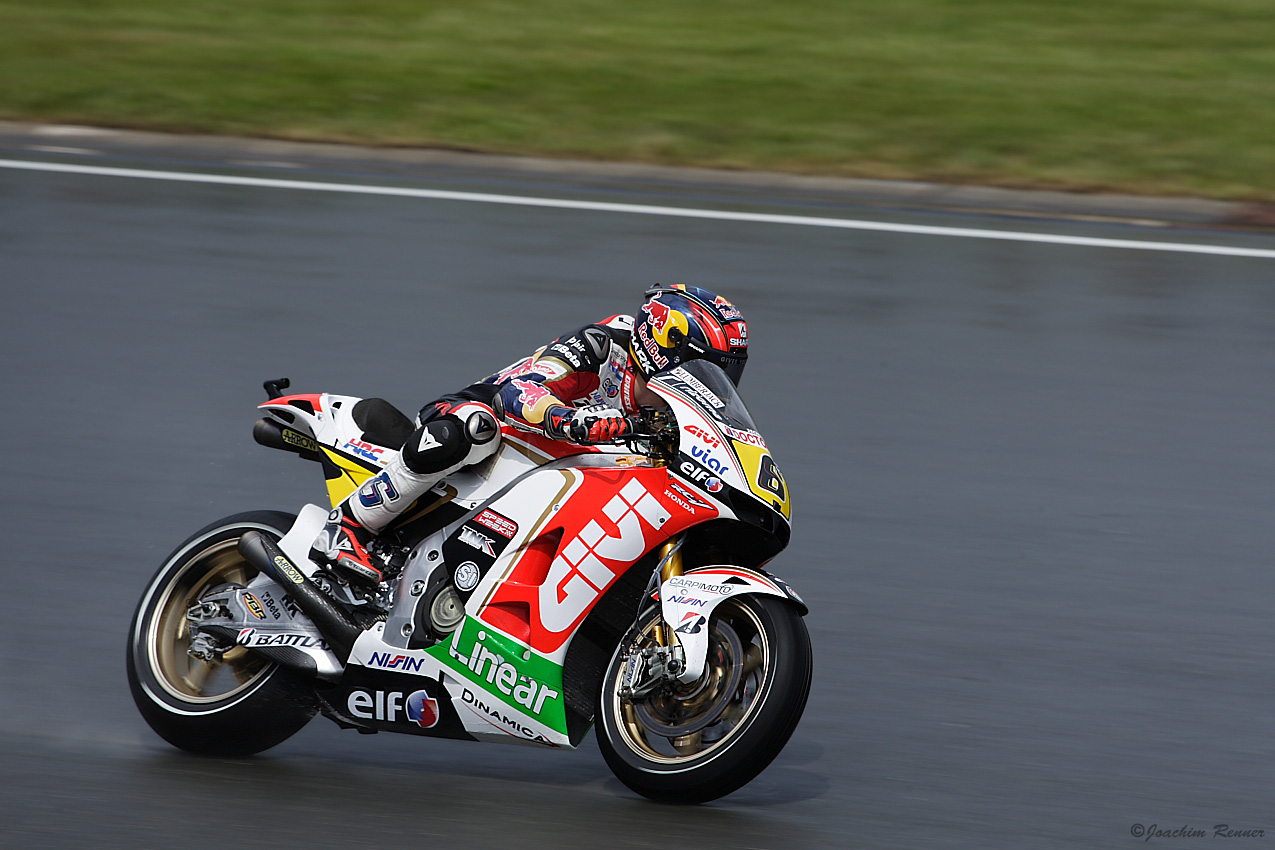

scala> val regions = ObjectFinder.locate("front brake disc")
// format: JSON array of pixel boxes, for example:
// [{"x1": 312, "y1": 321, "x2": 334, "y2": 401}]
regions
[{"x1": 634, "y1": 620, "x2": 743, "y2": 738}]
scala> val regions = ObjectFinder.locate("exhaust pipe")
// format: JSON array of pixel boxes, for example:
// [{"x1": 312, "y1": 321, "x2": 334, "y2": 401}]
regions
[{"x1": 237, "y1": 530, "x2": 362, "y2": 662}]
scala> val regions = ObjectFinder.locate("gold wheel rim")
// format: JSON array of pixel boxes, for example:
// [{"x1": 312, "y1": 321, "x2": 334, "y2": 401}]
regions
[
  {"x1": 613, "y1": 598, "x2": 770, "y2": 765},
  {"x1": 148, "y1": 538, "x2": 271, "y2": 703}
]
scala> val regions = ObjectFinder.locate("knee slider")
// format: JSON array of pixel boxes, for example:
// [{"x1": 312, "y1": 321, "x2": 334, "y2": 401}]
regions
[
  {"x1": 401, "y1": 417, "x2": 469, "y2": 474},
  {"x1": 460, "y1": 405, "x2": 499, "y2": 446},
  {"x1": 462, "y1": 408, "x2": 501, "y2": 466}
]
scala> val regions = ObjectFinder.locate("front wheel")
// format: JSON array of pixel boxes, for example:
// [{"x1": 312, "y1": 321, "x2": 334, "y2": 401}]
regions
[
  {"x1": 597, "y1": 594, "x2": 812, "y2": 803},
  {"x1": 127, "y1": 511, "x2": 319, "y2": 756}
]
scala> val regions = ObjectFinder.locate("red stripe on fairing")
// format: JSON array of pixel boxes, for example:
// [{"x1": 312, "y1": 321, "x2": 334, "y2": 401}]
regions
[
  {"x1": 688, "y1": 567, "x2": 780, "y2": 592},
  {"x1": 258, "y1": 393, "x2": 324, "y2": 411}
]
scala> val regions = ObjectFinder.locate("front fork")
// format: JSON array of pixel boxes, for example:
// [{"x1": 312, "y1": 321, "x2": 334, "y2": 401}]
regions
[
  {"x1": 653, "y1": 536, "x2": 685, "y2": 647},
  {"x1": 617, "y1": 535, "x2": 687, "y2": 699}
]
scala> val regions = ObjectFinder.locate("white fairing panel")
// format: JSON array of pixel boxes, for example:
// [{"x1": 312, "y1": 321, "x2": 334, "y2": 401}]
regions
[
  {"x1": 276, "y1": 503, "x2": 331, "y2": 578},
  {"x1": 444, "y1": 441, "x2": 546, "y2": 509},
  {"x1": 660, "y1": 567, "x2": 793, "y2": 683}
]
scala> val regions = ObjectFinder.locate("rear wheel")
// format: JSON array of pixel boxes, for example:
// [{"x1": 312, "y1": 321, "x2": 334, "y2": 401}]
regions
[
  {"x1": 127, "y1": 511, "x2": 318, "y2": 756},
  {"x1": 597, "y1": 593, "x2": 812, "y2": 803}
]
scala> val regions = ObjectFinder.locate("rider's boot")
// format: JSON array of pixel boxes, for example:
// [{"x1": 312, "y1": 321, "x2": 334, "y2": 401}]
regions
[
  {"x1": 310, "y1": 454, "x2": 440, "y2": 586},
  {"x1": 310, "y1": 402, "x2": 502, "y2": 586},
  {"x1": 311, "y1": 504, "x2": 384, "y2": 585}
]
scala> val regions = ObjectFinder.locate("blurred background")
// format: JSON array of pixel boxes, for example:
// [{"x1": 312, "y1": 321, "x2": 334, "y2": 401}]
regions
[
  {"x1": 2, "y1": 2, "x2": 1274, "y2": 848},
  {"x1": 2, "y1": 0, "x2": 1274, "y2": 199}
]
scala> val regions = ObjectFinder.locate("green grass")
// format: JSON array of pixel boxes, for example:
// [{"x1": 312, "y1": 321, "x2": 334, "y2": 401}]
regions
[{"x1": 1, "y1": 0, "x2": 1272, "y2": 199}]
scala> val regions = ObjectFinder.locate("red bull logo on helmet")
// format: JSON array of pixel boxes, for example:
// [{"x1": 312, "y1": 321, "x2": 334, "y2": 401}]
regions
[
  {"x1": 713, "y1": 295, "x2": 744, "y2": 321},
  {"x1": 642, "y1": 298, "x2": 689, "y2": 347},
  {"x1": 636, "y1": 323, "x2": 669, "y2": 369}
]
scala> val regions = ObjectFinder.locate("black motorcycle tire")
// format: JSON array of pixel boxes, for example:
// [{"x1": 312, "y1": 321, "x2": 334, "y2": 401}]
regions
[
  {"x1": 127, "y1": 511, "x2": 319, "y2": 756},
  {"x1": 597, "y1": 593, "x2": 812, "y2": 803}
]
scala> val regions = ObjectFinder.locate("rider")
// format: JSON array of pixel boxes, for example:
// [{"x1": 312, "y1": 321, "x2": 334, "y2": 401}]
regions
[{"x1": 311, "y1": 284, "x2": 749, "y2": 585}]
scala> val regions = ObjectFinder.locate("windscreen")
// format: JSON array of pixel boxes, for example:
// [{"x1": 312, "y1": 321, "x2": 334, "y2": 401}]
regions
[{"x1": 651, "y1": 361, "x2": 759, "y2": 433}]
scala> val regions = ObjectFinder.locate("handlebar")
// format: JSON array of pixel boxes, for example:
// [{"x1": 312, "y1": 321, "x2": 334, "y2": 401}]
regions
[{"x1": 612, "y1": 406, "x2": 679, "y2": 459}]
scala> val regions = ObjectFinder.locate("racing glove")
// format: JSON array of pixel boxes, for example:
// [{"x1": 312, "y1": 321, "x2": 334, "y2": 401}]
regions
[{"x1": 564, "y1": 405, "x2": 635, "y2": 444}]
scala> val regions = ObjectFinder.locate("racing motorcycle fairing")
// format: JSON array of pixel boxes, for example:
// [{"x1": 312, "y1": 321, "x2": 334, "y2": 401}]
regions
[
  {"x1": 647, "y1": 363, "x2": 791, "y2": 534},
  {"x1": 339, "y1": 459, "x2": 713, "y2": 748},
  {"x1": 257, "y1": 392, "x2": 403, "y2": 505},
  {"x1": 237, "y1": 362, "x2": 799, "y2": 751},
  {"x1": 133, "y1": 364, "x2": 811, "y2": 804}
]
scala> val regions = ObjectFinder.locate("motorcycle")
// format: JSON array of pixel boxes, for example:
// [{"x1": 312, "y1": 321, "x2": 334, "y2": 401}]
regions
[{"x1": 127, "y1": 360, "x2": 811, "y2": 803}]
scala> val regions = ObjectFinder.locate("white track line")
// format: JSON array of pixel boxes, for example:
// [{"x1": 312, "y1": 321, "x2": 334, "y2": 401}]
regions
[{"x1": 3, "y1": 157, "x2": 1273, "y2": 259}]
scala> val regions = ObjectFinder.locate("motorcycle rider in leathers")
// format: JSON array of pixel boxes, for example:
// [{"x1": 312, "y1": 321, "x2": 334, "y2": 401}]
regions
[{"x1": 311, "y1": 284, "x2": 750, "y2": 585}]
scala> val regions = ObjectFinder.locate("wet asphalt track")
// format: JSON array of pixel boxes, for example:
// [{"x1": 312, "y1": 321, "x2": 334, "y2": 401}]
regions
[{"x1": 2, "y1": 142, "x2": 1275, "y2": 850}]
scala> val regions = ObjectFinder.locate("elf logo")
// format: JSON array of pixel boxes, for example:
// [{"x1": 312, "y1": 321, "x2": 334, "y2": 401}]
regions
[
  {"x1": 679, "y1": 457, "x2": 725, "y2": 492},
  {"x1": 347, "y1": 689, "x2": 438, "y2": 728}
]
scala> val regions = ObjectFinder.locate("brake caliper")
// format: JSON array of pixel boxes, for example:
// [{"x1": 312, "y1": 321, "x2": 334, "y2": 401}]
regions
[
  {"x1": 619, "y1": 643, "x2": 686, "y2": 699},
  {"x1": 184, "y1": 593, "x2": 236, "y2": 661}
]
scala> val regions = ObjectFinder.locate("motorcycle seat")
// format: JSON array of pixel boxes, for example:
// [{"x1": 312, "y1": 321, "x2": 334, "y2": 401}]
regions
[{"x1": 352, "y1": 398, "x2": 415, "y2": 449}]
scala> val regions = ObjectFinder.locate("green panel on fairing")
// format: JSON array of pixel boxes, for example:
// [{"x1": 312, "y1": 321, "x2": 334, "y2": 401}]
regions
[{"x1": 429, "y1": 616, "x2": 569, "y2": 735}]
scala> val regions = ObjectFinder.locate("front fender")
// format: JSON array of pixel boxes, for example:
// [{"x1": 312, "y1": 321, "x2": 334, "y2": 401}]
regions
[{"x1": 660, "y1": 565, "x2": 806, "y2": 684}]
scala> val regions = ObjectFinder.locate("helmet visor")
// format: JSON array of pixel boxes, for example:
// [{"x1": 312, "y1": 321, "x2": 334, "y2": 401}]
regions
[{"x1": 678, "y1": 334, "x2": 746, "y2": 386}]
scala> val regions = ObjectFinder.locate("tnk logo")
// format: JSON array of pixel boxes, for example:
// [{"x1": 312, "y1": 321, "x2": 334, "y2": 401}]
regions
[{"x1": 539, "y1": 479, "x2": 671, "y2": 635}]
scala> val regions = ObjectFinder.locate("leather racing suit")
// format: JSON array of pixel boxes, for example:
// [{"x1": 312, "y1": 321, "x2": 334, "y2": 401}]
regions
[
  {"x1": 483, "y1": 313, "x2": 640, "y2": 439},
  {"x1": 312, "y1": 315, "x2": 642, "y2": 583}
]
